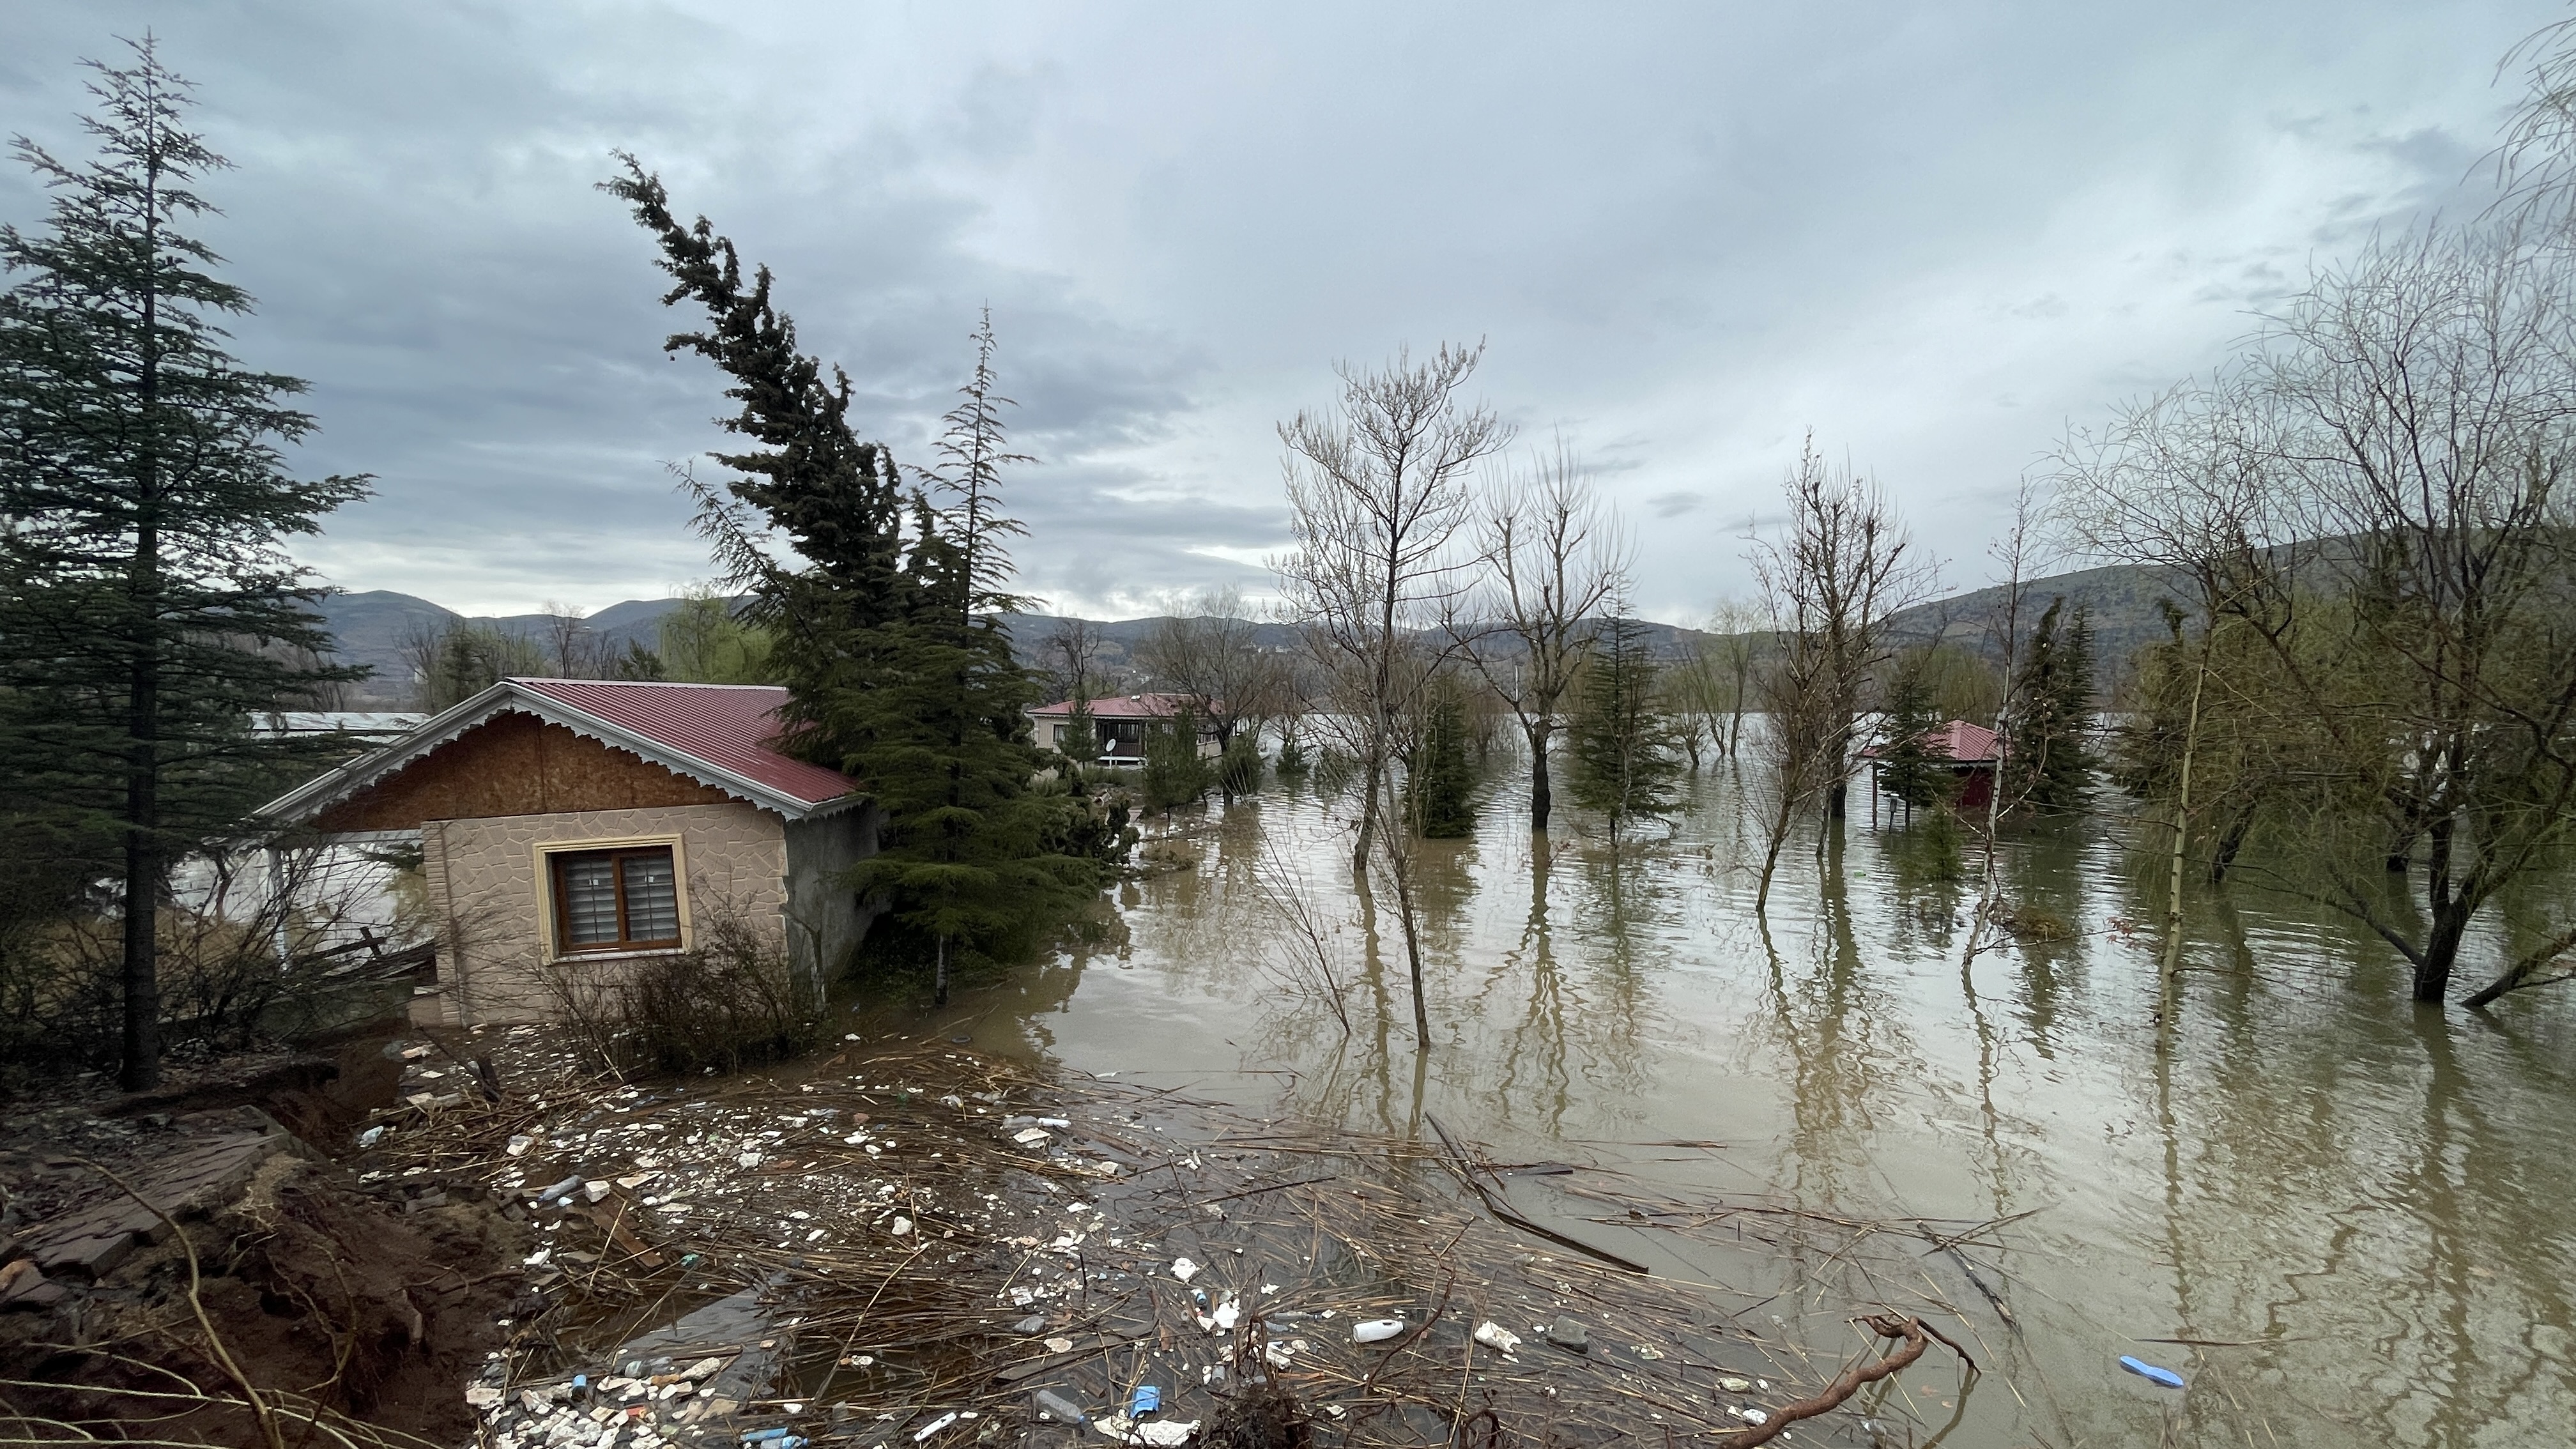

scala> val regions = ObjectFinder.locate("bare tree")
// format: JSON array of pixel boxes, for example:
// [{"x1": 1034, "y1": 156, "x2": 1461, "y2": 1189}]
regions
[
  {"x1": 1040, "y1": 614, "x2": 1104, "y2": 702},
  {"x1": 2258, "y1": 226, "x2": 2576, "y2": 1006},
  {"x1": 1275, "y1": 342, "x2": 1513, "y2": 873},
  {"x1": 1745, "y1": 437, "x2": 1936, "y2": 908},
  {"x1": 542, "y1": 601, "x2": 595, "y2": 676},
  {"x1": 1462, "y1": 440, "x2": 1628, "y2": 831},
  {"x1": 1273, "y1": 342, "x2": 1513, "y2": 1046},
  {"x1": 1703, "y1": 598, "x2": 1763, "y2": 760},
  {"x1": 1140, "y1": 586, "x2": 1284, "y2": 755},
  {"x1": 2055, "y1": 381, "x2": 2290, "y2": 979},
  {"x1": 1956, "y1": 480, "x2": 2046, "y2": 969}
]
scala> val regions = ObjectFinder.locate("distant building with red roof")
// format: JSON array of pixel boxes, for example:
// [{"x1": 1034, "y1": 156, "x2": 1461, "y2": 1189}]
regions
[
  {"x1": 1027, "y1": 692, "x2": 1220, "y2": 765},
  {"x1": 259, "y1": 679, "x2": 875, "y2": 1026}
]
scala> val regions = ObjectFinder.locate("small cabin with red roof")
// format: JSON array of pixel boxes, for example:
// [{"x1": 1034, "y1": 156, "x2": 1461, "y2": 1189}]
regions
[
  {"x1": 259, "y1": 679, "x2": 875, "y2": 1026},
  {"x1": 1858, "y1": 717, "x2": 2003, "y2": 816}
]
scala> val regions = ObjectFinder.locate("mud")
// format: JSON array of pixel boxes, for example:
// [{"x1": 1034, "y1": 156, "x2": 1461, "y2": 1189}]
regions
[{"x1": 0, "y1": 1024, "x2": 530, "y2": 1448}]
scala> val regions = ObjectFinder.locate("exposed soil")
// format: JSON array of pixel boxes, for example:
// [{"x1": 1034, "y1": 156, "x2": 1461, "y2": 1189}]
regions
[{"x1": 0, "y1": 1023, "x2": 530, "y2": 1448}]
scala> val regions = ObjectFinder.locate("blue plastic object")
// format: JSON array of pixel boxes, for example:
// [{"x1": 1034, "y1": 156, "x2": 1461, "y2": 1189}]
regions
[
  {"x1": 2119, "y1": 1356, "x2": 2186, "y2": 1389},
  {"x1": 742, "y1": 1432, "x2": 796, "y2": 1444},
  {"x1": 1130, "y1": 1385, "x2": 1162, "y2": 1415}
]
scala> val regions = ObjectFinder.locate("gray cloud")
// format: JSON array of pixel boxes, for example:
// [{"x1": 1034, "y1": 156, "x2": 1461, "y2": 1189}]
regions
[{"x1": 2, "y1": 0, "x2": 2559, "y2": 623}]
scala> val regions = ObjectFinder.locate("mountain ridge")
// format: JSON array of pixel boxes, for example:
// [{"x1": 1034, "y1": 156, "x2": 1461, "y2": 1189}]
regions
[{"x1": 316, "y1": 561, "x2": 2181, "y2": 706}]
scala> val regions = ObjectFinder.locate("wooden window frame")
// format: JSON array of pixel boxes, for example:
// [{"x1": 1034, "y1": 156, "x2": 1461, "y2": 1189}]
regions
[{"x1": 544, "y1": 841, "x2": 686, "y2": 956}]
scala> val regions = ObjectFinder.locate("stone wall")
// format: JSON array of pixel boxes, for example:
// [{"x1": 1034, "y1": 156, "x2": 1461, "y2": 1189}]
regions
[{"x1": 420, "y1": 802, "x2": 787, "y2": 1025}]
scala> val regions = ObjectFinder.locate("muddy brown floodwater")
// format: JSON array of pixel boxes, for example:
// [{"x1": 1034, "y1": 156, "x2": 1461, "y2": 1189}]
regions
[{"x1": 873, "y1": 767, "x2": 2576, "y2": 1448}]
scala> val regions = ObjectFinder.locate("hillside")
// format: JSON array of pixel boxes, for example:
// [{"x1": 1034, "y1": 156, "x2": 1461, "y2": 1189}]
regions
[
  {"x1": 315, "y1": 591, "x2": 698, "y2": 705},
  {"x1": 315, "y1": 560, "x2": 2185, "y2": 707}
]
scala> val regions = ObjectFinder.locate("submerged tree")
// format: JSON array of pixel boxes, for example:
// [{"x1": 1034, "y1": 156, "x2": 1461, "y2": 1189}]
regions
[
  {"x1": 1142, "y1": 586, "x2": 1284, "y2": 802},
  {"x1": 1746, "y1": 438, "x2": 1934, "y2": 907},
  {"x1": 1142, "y1": 698, "x2": 1212, "y2": 812},
  {"x1": 1567, "y1": 611, "x2": 1682, "y2": 850},
  {"x1": 1405, "y1": 673, "x2": 1480, "y2": 839},
  {"x1": 2057, "y1": 218, "x2": 2576, "y2": 1006},
  {"x1": 1872, "y1": 649, "x2": 1954, "y2": 824},
  {"x1": 1275, "y1": 342, "x2": 1510, "y2": 1047},
  {"x1": 0, "y1": 42, "x2": 369, "y2": 1088},
  {"x1": 2002, "y1": 597, "x2": 2095, "y2": 814},
  {"x1": 1465, "y1": 440, "x2": 1626, "y2": 831}
]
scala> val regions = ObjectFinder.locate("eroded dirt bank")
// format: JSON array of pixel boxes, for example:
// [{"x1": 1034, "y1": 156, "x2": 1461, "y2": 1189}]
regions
[{"x1": 1, "y1": 1031, "x2": 530, "y2": 1447}]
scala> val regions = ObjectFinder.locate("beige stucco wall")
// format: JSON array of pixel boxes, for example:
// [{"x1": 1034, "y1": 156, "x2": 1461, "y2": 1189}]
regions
[{"x1": 420, "y1": 801, "x2": 788, "y2": 1025}]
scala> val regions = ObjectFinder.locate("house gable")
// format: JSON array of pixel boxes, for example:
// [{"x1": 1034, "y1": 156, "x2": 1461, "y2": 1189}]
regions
[{"x1": 310, "y1": 710, "x2": 736, "y2": 833}]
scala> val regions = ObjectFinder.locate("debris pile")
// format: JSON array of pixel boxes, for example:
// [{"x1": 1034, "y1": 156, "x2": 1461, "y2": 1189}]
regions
[{"x1": 365, "y1": 1025, "x2": 2000, "y2": 1448}]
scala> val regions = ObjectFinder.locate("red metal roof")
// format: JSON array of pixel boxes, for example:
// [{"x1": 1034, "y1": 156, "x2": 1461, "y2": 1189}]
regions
[
  {"x1": 516, "y1": 679, "x2": 856, "y2": 808},
  {"x1": 1029, "y1": 692, "x2": 1202, "y2": 720},
  {"x1": 1860, "y1": 717, "x2": 2002, "y2": 765}
]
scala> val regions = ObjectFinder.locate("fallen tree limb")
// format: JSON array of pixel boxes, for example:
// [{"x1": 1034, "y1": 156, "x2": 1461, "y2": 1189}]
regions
[
  {"x1": 1720, "y1": 1314, "x2": 1972, "y2": 1448},
  {"x1": 1423, "y1": 1114, "x2": 1650, "y2": 1275}
]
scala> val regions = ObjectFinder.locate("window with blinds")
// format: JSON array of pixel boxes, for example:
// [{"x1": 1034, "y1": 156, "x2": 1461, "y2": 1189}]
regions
[{"x1": 548, "y1": 845, "x2": 682, "y2": 953}]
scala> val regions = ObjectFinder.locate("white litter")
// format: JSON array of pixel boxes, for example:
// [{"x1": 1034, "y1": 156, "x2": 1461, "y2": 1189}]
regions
[
  {"x1": 914, "y1": 1411, "x2": 960, "y2": 1441},
  {"x1": 1473, "y1": 1321, "x2": 1522, "y2": 1355},
  {"x1": 1169, "y1": 1257, "x2": 1200, "y2": 1284},
  {"x1": 505, "y1": 1134, "x2": 534, "y2": 1156},
  {"x1": 1092, "y1": 1414, "x2": 1200, "y2": 1446},
  {"x1": 1013, "y1": 1128, "x2": 1052, "y2": 1146},
  {"x1": 1353, "y1": 1318, "x2": 1406, "y2": 1344},
  {"x1": 891, "y1": 1217, "x2": 914, "y2": 1236}
]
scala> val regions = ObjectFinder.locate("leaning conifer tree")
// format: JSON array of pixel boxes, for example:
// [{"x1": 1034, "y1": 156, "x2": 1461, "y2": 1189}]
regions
[
  {"x1": 602, "y1": 178, "x2": 1101, "y2": 995},
  {"x1": 601, "y1": 157, "x2": 910, "y2": 725},
  {"x1": 0, "y1": 42, "x2": 369, "y2": 1089}
]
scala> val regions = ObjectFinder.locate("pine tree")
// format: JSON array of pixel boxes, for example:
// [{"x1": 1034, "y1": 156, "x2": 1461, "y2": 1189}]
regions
[
  {"x1": 1217, "y1": 730, "x2": 1264, "y2": 801},
  {"x1": 925, "y1": 307, "x2": 1034, "y2": 617},
  {"x1": 1142, "y1": 698, "x2": 1212, "y2": 811},
  {"x1": 1873, "y1": 649, "x2": 1954, "y2": 822},
  {"x1": 1059, "y1": 691, "x2": 1101, "y2": 774},
  {"x1": 834, "y1": 502, "x2": 1094, "y2": 1002},
  {"x1": 1567, "y1": 613, "x2": 1682, "y2": 848},
  {"x1": 1405, "y1": 674, "x2": 1478, "y2": 838},
  {"x1": 0, "y1": 43, "x2": 369, "y2": 1087},
  {"x1": 2005, "y1": 597, "x2": 2096, "y2": 813},
  {"x1": 606, "y1": 165, "x2": 1101, "y2": 992},
  {"x1": 601, "y1": 157, "x2": 909, "y2": 725}
]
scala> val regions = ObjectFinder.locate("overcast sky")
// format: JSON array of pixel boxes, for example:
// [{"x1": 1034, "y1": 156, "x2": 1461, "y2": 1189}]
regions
[{"x1": 2, "y1": 2, "x2": 2559, "y2": 622}]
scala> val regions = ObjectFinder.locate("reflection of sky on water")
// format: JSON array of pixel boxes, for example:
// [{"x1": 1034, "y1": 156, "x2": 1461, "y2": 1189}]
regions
[{"x1": 910, "y1": 765, "x2": 2576, "y2": 1448}]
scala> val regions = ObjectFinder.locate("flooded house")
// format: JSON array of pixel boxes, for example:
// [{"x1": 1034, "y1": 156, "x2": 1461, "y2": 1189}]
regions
[
  {"x1": 258, "y1": 679, "x2": 875, "y2": 1026},
  {"x1": 1027, "y1": 691, "x2": 1222, "y2": 766},
  {"x1": 1860, "y1": 716, "x2": 2002, "y2": 818}
]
